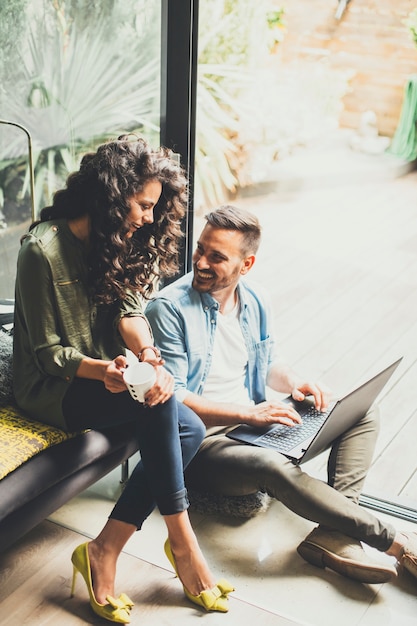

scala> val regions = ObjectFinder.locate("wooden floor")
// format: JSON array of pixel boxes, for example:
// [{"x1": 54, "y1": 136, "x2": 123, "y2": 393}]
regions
[
  {"x1": 2, "y1": 134, "x2": 417, "y2": 626},
  {"x1": 0, "y1": 519, "x2": 298, "y2": 626},
  {"x1": 226, "y1": 140, "x2": 417, "y2": 510}
]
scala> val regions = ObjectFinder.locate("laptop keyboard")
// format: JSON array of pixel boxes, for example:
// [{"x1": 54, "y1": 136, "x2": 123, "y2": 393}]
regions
[{"x1": 257, "y1": 406, "x2": 328, "y2": 452}]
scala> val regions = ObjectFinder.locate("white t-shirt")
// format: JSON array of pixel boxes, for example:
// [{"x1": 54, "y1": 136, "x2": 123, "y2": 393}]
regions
[{"x1": 203, "y1": 300, "x2": 251, "y2": 406}]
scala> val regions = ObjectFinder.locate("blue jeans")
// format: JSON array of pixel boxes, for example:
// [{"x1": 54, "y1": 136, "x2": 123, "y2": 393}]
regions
[{"x1": 63, "y1": 380, "x2": 205, "y2": 528}]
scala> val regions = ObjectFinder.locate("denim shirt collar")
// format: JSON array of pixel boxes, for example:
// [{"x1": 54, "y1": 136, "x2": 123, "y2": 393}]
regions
[
  {"x1": 199, "y1": 282, "x2": 248, "y2": 314},
  {"x1": 200, "y1": 290, "x2": 220, "y2": 311}
]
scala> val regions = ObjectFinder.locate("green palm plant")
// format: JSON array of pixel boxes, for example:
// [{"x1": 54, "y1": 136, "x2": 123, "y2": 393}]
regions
[
  {"x1": 194, "y1": 0, "x2": 284, "y2": 210},
  {"x1": 195, "y1": 9, "x2": 252, "y2": 210},
  {"x1": 1, "y1": 8, "x2": 159, "y2": 215},
  {"x1": 195, "y1": 61, "x2": 249, "y2": 209},
  {"x1": 406, "y1": 8, "x2": 417, "y2": 47}
]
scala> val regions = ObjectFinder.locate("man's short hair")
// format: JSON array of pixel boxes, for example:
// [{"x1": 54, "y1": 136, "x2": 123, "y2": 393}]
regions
[{"x1": 204, "y1": 205, "x2": 261, "y2": 256}]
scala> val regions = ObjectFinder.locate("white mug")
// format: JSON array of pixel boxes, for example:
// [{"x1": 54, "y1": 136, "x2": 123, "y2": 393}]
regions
[{"x1": 123, "y1": 362, "x2": 156, "y2": 403}]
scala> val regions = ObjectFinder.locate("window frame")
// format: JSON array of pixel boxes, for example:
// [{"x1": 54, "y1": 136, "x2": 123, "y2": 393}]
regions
[
  {"x1": 160, "y1": 0, "x2": 416, "y2": 523},
  {"x1": 160, "y1": 0, "x2": 199, "y2": 276}
]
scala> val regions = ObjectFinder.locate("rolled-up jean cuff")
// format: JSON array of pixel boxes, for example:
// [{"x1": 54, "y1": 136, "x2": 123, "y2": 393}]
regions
[{"x1": 158, "y1": 488, "x2": 190, "y2": 516}]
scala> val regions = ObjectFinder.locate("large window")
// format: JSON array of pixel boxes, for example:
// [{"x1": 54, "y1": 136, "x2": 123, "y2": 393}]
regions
[
  {"x1": 0, "y1": 0, "x2": 161, "y2": 298},
  {"x1": 192, "y1": 0, "x2": 417, "y2": 522},
  {"x1": 1, "y1": 0, "x2": 415, "y2": 521}
]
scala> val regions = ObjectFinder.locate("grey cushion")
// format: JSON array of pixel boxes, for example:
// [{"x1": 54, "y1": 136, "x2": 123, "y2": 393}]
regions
[{"x1": 188, "y1": 488, "x2": 271, "y2": 518}]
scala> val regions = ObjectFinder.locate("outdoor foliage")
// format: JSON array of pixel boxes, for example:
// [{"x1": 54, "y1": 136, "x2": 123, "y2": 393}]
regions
[
  {"x1": 0, "y1": 0, "x2": 351, "y2": 222},
  {"x1": 0, "y1": 0, "x2": 27, "y2": 83},
  {"x1": 195, "y1": 0, "x2": 286, "y2": 209},
  {"x1": 195, "y1": 0, "x2": 350, "y2": 209},
  {"x1": 406, "y1": 8, "x2": 417, "y2": 47},
  {"x1": 0, "y1": 0, "x2": 160, "y2": 220}
]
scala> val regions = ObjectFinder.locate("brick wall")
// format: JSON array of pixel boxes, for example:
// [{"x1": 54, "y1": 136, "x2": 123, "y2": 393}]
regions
[{"x1": 277, "y1": 0, "x2": 417, "y2": 137}]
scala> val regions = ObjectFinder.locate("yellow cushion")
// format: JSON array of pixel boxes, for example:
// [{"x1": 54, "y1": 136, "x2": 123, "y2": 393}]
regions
[{"x1": 0, "y1": 405, "x2": 74, "y2": 480}]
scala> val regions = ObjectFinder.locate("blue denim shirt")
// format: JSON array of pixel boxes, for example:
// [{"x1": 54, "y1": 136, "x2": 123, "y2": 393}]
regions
[{"x1": 146, "y1": 272, "x2": 278, "y2": 404}]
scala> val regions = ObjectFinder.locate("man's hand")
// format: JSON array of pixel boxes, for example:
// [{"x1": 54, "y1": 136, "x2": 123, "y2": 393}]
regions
[
  {"x1": 267, "y1": 364, "x2": 331, "y2": 414},
  {"x1": 291, "y1": 381, "x2": 332, "y2": 412},
  {"x1": 244, "y1": 380, "x2": 332, "y2": 429},
  {"x1": 245, "y1": 400, "x2": 303, "y2": 428}
]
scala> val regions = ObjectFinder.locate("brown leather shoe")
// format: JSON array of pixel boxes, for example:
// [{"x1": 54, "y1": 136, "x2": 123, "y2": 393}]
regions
[
  {"x1": 400, "y1": 532, "x2": 417, "y2": 580},
  {"x1": 297, "y1": 527, "x2": 397, "y2": 584}
]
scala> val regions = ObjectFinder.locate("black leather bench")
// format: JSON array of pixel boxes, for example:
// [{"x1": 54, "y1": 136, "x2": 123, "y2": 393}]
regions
[
  {"x1": 0, "y1": 415, "x2": 139, "y2": 552},
  {"x1": 0, "y1": 305, "x2": 140, "y2": 552}
]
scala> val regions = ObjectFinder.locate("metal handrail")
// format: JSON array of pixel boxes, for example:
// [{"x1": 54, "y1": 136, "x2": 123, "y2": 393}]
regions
[
  {"x1": 335, "y1": 0, "x2": 351, "y2": 20},
  {"x1": 0, "y1": 119, "x2": 35, "y2": 221}
]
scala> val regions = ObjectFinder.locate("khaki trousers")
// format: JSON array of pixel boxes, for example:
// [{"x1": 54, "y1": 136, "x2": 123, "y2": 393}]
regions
[{"x1": 185, "y1": 405, "x2": 396, "y2": 552}]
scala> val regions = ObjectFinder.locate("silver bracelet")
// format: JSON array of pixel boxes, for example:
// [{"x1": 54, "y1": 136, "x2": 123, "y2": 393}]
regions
[{"x1": 137, "y1": 345, "x2": 161, "y2": 362}]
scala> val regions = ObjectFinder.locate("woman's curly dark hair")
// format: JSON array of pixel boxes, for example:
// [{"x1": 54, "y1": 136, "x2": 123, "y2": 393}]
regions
[{"x1": 36, "y1": 135, "x2": 188, "y2": 304}]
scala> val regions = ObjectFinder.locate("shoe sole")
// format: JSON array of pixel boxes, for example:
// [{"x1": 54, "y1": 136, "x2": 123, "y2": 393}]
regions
[{"x1": 297, "y1": 541, "x2": 397, "y2": 584}]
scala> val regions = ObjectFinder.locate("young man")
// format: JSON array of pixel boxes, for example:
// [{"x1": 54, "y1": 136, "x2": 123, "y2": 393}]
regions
[{"x1": 146, "y1": 204, "x2": 417, "y2": 585}]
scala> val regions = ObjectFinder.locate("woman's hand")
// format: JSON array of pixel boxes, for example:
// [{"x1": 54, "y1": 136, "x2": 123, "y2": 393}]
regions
[
  {"x1": 103, "y1": 355, "x2": 129, "y2": 393},
  {"x1": 143, "y1": 364, "x2": 175, "y2": 407},
  {"x1": 103, "y1": 355, "x2": 174, "y2": 406}
]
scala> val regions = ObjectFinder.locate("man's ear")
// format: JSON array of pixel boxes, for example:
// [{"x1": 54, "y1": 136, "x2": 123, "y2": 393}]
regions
[{"x1": 240, "y1": 254, "x2": 256, "y2": 275}]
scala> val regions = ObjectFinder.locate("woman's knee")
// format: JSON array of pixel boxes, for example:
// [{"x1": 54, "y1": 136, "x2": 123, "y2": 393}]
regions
[{"x1": 178, "y1": 403, "x2": 205, "y2": 440}]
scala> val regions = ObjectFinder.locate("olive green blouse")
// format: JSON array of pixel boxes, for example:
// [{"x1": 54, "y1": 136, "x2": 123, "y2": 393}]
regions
[{"x1": 13, "y1": 219, "x2": 148, "y2": 429}]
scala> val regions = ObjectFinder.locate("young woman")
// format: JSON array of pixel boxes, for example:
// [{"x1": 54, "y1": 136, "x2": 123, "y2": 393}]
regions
[{"x1": 13, "y1": 136, "x2": 233, "y2": 623}]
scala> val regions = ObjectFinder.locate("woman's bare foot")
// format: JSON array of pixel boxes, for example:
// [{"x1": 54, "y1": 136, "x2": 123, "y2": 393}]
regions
[
  {"x1": 87, "y1": 540, "x2": 117, "y2": 605},
  {"x1": 85, "y1": 519, "x2": 136, "y2": 605}
]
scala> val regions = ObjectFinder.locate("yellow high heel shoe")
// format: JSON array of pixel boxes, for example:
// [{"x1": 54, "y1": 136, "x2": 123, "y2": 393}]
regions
[
  {"x1": 71, "y1": 542, "x2": 134, "y2": 624},
  {"x1": 164, "y1": 538, "x2": 234, "y2": 613}
]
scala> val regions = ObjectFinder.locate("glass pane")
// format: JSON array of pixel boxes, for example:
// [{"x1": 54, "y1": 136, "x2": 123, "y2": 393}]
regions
[
  {"x1": 0, "y1": 0, "x2": 161, "y2": 297},
  {"x1": 0, "y1": 123, "x2": 33, "y2": 299},
  {"x1": 195, "y1": 1, "x2": 417, "y2": 517},
  {"x1": 195, "y1": 0, "x2": 286, "y2": 214}
]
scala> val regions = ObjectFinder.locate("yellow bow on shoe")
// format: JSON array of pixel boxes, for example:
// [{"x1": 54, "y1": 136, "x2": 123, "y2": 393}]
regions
[
  {"x1": 164, "y1": 538, "x2": 235, "y2": 613},
  {"x1": 106, "y1": 594, "x2": 135, "y2": 611},
  {"x1": 198, "y1": 579, "x2": 235, "y2": 612},
  {"x1": 103, "y1": 594, "x2": 134, "y2": 621}
]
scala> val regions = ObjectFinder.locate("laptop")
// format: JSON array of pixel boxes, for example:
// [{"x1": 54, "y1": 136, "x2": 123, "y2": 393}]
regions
[{"x1": 226, "y1": 358, "x2": 402, "y2": 464}]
